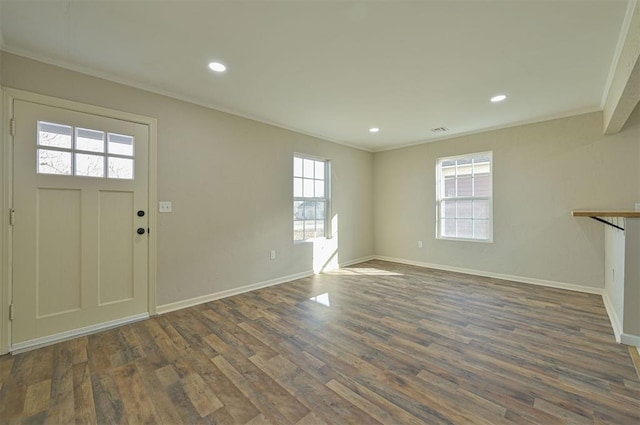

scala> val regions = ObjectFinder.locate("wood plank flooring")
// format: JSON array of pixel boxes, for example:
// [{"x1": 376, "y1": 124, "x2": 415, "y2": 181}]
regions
[{"x1": 1, "y1": 259, "x2": 639, "y2": 424}]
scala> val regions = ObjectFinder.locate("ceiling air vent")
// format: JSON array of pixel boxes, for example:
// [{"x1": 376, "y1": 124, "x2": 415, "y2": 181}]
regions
[{"x1": 431, "y1": 127, "x2": 449, "y2": 133}]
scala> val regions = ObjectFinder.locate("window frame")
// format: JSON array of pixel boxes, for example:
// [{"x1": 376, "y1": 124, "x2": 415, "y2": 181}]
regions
[
  {"x1": 293, "y1": 153, "x2": 331, "y2": 243},
  {"x1": 435, "y1": 151, "x2": 493, "y2": 243}
]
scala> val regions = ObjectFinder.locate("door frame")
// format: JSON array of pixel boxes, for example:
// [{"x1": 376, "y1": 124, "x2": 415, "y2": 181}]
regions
[{"x1": 0, "y1": 88, "x2": 158, "y2": 354}]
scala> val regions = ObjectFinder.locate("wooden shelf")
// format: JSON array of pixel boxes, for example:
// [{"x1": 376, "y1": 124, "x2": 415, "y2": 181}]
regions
[{"x1": 572, "y1": 210, "x2": 640, "y2": 218}]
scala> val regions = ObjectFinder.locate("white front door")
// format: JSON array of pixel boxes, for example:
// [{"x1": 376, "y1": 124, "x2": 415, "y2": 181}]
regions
[{"x1": 12, "y1": 99, "x2": 149, "y2": 345}]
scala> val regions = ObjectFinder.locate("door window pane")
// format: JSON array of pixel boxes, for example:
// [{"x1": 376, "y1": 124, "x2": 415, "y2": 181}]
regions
[
  {"x1": 75, "y1": 153, "x2": 105, "y2": 177},
  {"x1": 76, "y1": 128, "x2": 105, "y2": 153},
  {"x1": 108, "y1": 157, "x2": 134, "y2": 179},
  {"x1": 38, "y1": 122, "x2": 72, "y2": 149},
  {"x1": 38, "y1": 149, "x2": 72, "y2": 175},
  {"x1": 108, "y1": 133, "x2": 134, "y2": 156},
  {"x1": 36, "y1": 121, "x2": 135, "y2": 180}
]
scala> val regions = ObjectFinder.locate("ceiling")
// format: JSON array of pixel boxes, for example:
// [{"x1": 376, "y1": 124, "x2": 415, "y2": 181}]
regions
[{"x1": 0, "y1": 0, "x2": 631, "y2": 151}]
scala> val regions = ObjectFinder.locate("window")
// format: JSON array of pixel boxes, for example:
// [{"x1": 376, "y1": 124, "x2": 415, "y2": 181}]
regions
[
  {"x1": 37, "y1": 121, "x2": 134, "y2": 179},
  {"x1": 293, "y1": 154, "x2": 330, "y2": 242},
  {"x1": 436, "y1": 152, "x2": 492, "y2": 242}
]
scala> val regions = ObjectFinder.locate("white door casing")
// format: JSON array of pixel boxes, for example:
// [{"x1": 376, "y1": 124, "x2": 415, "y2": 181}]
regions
[{"x1": 11, "y1": 97, "x2": 154, "y2": 349}]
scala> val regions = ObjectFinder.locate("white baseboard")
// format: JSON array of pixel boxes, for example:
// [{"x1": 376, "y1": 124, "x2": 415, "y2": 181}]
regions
[
  {"x1": 157, "y1": 269, "x2": 315, "y2": 314},
  {"x1": 373, "y1": 256, "x2": 604, "y2": 295},
  {"x1": 157, "y1": 255, "x2": 377, "y2": 315},
  {"x1": 621, "y1": 333, "x2": 640, "y2": 348},
  {"x1": 339, "y1": 255, "x2": 376, "y2": 268},
  {"x1": 11, "y1": 312, "x2": 149, "y2": 354},
  {"x1": 601, "y1": 291, "x2": 623, "y2": 343}
]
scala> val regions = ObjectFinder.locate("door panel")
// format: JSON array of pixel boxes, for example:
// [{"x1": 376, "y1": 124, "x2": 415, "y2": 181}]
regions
[
  {"x1": 98, "y1": 190, "x2": 134, "y2": 305},
  {"x1": 12, "y1": 100, "x2": 149, "y2": 344},
  {"x1": 36, "y1": 188, "x2": 82, "y2": 317}
]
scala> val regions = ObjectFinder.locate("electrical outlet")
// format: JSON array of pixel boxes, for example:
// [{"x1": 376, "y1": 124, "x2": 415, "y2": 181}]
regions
[
  {"x1": 418, "y1": 240, "x2": 423, "y2": 248},
  {"x1": 270, "y1": 250, "x2": 276, "y2": 260},
  {"x1": 159, "y1": 201, "x2": 172, "y2": 213},
  {"x1": 635, "y1": 203, "x2": 640, "y2": 212}
]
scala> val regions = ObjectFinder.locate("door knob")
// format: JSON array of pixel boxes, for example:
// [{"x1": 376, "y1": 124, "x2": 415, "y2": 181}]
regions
[
  {"x1": 137, "y1": 228, "x2": 145, "y2": 235},
  {"x1": 137, "y1": 210, "x2": 145, "y2": 217}
]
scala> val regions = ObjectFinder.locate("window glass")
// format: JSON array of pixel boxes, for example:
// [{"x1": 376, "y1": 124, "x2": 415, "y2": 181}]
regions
[
  {"x1": 293, "y1": 154, "x2": 330, "y2": 242},
  {"x1": 76, "y1": 128, "x2": 105, "y2": 153},
  {"x1": 75, "y1": 153, "x2": 105, "y2": 177},
  {"x1": 108, "y1": 133, "x2": 134, "y2": 156},
  {"x1": 36, "y1": 121, "x2": 135, "y2": 180},
  {"x1": 436, "y1": 152, "x2": 492, "y2": 242},
  {"x1": 38, "y1": 149, "x2": 71, "y2": 175},
  {"x1": 38, "y1": 122, "x2": 72, "y2": 149}
]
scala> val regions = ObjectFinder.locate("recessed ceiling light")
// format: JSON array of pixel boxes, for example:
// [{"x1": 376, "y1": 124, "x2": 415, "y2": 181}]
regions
[
  {"x1": 369, "y1": 127, "x2": 380, "y2": 133},
  {"x1": 490, "y1": 94, "x2": 507, "y2": 103},
  {"x1": 208, "y1": 62, "x2": 226, "y2": 72}
]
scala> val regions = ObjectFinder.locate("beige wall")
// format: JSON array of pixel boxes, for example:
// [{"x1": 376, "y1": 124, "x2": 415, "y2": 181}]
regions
[
  {"x1": 374, "y1": 108, "x2": 640, "y2": 289},
  {"x1": 0, "y1": 52, "x2": 374, "y2": 306}
]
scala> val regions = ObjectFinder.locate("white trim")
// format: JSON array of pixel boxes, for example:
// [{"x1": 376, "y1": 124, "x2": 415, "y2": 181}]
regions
[
  {"x1": 600, "y1": 0, "x2": 638, "y2": 109},
  {"x1": 3, "y1": 88, "x2": 157, "y2": 126},
  {"x1": 373, "y1": 255, "x2": 604, "y2": 295},
  {"x1": 1, "y1": 89, "x2": 14, "y2": 355},
  {"x1": 339, "y1": 255, "x2": 376, "y2": 268},
  {"x1": 10, "y1": 313, "x2": 149, "y2": 354},
  {"x1": 157, "y1": 254, "x2": 376, "y2": 315},
  {"x1": 147, "y1": 109, "x2": 158, "y2": 316},
  {"x1": 157, "y1": 270, "x2": 315, "y2": 315},
  {"x1": 602, "y1": 290, "x2": 623, "y2": 343},
  {"x1": 621, "y1": 333, "x2": 640, "y2": 348}
]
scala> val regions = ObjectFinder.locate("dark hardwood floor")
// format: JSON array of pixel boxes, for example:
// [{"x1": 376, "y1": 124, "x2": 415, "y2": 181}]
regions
[{"x1": 1, "y1": 260, "x2": 639, "y2": 424}]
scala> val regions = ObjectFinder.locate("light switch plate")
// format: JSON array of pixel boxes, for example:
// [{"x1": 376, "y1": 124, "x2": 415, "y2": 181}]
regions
[
  {"x1": 636, "y1": 203, "x2": 640, "y2": 212},
  {"x1": 159, "y1": 201, "x2": 172, "y2": 213}
]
